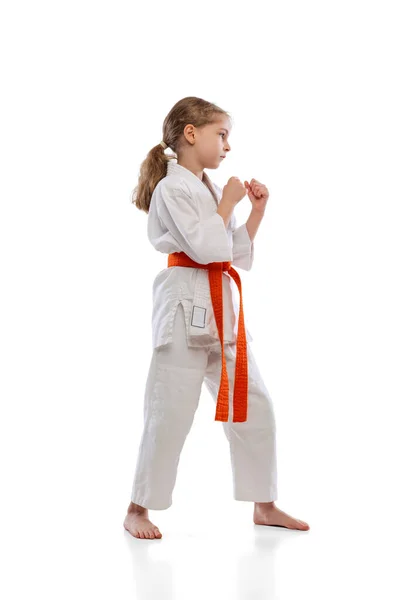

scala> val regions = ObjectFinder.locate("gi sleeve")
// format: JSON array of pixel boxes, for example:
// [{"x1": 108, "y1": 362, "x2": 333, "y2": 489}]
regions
[
  {"x1": 156, "y1": 182, "x2": 233, "y2": 264},
  {"x1": 212, "y1": 180, "x2": 254, "y2": 271},
  {"x1": 230, "y1": 210, "x2": 254, "y2": 271}
]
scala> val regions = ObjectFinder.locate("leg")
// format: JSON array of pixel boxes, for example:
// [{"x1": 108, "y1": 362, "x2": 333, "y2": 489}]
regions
[
  {"x1": 204, "y1": 342, "x2": 278, "y2": 502},
  {"x1": 125, "y1": 303, "x2": 208, "y2": 538},
  {"x1": 204, "y1": 342, "x2": 310, "y2": 531}
]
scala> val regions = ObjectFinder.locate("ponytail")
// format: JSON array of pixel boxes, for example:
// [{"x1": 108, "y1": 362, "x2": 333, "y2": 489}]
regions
[{"x1": 131, "y1": 143, "x2": 176, "y2": 214}]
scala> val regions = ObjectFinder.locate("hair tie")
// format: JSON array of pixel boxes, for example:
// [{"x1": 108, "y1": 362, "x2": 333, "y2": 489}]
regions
[{"x1": 159, "y1": 141, "x2": 167, "y2": 149}]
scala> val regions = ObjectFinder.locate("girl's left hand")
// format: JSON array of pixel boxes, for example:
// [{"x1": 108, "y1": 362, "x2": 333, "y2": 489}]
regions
[{"x1": 244, "y1": 179, "x2": 269, "y2": 213}]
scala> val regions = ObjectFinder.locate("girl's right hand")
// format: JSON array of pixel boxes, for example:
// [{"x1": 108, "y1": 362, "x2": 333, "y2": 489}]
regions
[{"x1": 222, "y1": 177, "x2": 247, "y2": 206}]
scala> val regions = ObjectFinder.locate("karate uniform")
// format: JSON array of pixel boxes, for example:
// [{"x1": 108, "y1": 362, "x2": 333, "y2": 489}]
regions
[{"x1": 130, "y1": 159, "x2": 278, "y2": 509}]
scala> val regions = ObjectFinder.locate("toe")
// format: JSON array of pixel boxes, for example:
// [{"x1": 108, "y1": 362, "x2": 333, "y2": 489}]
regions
[{"x1": 148, "y1": 531, "x2": 155, "y2": 539}]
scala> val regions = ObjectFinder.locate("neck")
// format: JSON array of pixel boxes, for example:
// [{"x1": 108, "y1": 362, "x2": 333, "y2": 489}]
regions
[{"x1": 177, "y1": 158, "x2": 204, "y2": 181}]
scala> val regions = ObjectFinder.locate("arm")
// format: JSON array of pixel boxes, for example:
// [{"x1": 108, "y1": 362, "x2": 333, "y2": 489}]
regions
[
  {"x1": 245, "y1": 208, "x2": 265, "y2": 242},
  {"x1": 155, "y1": 182, "x2": 233, "y2": 264},
  {"x1": 216, "y1": 196, "x2": 235, "y2": 226},
  {"x1": 230, "y1": 211, "x2": 255, "y2": 271},
  {"x1": 232, "y1": 209, "x2": 265, "y2": 271},
  {"x1": 213, "y1": 181, "x2": 255, "y2": 271}
]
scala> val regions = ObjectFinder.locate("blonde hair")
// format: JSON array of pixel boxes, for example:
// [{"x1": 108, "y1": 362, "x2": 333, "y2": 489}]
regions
[{"x1": 131, "y1": 96, "x2": 231, "y2": 214}]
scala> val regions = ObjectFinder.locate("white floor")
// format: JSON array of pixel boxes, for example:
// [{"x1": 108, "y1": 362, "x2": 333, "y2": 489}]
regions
[
  {"x1": 3, "y1": 366, "x2": 399, "y2": 600},
  {"x1": 4, "y1": 481, "x2": 399, "y2": 599}
]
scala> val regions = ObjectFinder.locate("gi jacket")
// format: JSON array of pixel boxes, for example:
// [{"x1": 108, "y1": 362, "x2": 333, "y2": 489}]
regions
[{"x1": 147, "y1": 159, "x2": 254, "y2": 349}]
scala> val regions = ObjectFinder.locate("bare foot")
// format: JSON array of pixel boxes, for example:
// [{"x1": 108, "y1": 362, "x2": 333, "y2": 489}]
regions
[
  {"x1": 123, "y1": 502, "x2": 162, "y2": 540},
  {"x1": 254, "y1": 502, "x2": 310, "y2": 531}
]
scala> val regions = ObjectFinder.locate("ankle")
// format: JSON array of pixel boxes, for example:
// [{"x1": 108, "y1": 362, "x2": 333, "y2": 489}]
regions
[
  {"x1": 128, "y1": 501, "x2": 148, "y2": 515},
  {"x1": 255, "y1": 501, "x2": 275, "y2": 510}
]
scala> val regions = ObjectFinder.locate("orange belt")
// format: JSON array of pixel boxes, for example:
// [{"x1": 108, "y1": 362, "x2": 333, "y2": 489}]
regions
[{"x1": 167, "y1": 252, "x2": 248, "y2": 423}]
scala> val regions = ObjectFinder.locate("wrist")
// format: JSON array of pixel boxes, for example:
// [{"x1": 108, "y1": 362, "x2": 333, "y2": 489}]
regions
[
  {"x1": 221, "y1": 193, "x2": 239, "y2": 207},
  {"x1": 251, "y1": 206, "x2": 265, "y2": 216}
]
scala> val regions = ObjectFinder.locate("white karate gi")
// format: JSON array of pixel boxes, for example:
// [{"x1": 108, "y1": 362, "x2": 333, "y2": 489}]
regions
[{"x1": 130, "y1": 160, "x2": 277, "y2": 509}]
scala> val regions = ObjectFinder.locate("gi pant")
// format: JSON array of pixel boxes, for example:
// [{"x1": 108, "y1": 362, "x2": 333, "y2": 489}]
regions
[{"x1": 130, "y1": 303, "x2": 278, "y2": 510}]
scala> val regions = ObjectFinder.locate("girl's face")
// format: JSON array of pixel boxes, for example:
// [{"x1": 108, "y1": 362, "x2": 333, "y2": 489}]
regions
[{"x1": 196, "y1": 117, "x2": 232, "y2": 169}]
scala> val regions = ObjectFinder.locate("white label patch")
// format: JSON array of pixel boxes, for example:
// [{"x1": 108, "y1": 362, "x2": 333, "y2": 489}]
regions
[{"x1": 191, "y1": 305, "x2": 206, "y2": 328}]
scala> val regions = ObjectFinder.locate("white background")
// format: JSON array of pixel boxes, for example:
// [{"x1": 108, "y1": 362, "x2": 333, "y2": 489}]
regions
[{"x1": 1, "y1": 0, "x2": 399, "y2": 598}]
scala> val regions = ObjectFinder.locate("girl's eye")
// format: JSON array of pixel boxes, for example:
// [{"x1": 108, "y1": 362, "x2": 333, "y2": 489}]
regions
[{"x1": 219, "y1": 133, "x2": 225, "y2": 138}]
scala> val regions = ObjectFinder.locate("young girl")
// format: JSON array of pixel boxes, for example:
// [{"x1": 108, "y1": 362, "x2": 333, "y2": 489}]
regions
[{"x1": 124, "y1": 96, "x2": 309, "y2": 540}]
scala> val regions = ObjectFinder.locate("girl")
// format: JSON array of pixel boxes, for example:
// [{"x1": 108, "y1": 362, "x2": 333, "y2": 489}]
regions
[{"x1": 124, "y1": 96, "x2": 309, "y2": 540}]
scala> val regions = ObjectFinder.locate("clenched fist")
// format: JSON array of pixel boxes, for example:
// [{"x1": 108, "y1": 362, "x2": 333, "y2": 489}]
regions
[
  {"x1": 222, "y1": 177, "x2": 247, "y2": 206},
  {"x1": 244, "y1": 179, "x2": 269, "y2": 213}
]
